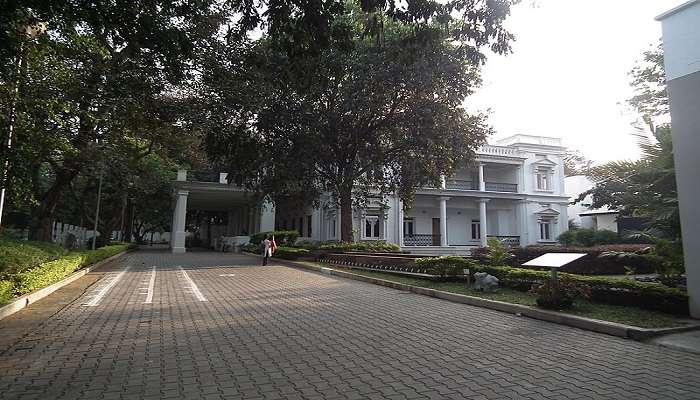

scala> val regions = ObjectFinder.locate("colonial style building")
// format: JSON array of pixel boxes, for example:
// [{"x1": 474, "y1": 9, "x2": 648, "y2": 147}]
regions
[{"x1": 170, "y1": 134, "x2": 568, "y2": 255}]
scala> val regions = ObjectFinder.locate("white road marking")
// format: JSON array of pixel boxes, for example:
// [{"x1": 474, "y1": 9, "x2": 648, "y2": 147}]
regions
[
  {"x1": 178, "y1": 266, "x2": 207, "y2": 302},
  {"x1": 144, "y1": 266, "x2": 156, "y2": 304},
  {"x1": 83, "y1": 266, "x2": 130, "y2": 307},
  {"x1": 218, "y1": 274, "x2": 235, "y2": 277}
]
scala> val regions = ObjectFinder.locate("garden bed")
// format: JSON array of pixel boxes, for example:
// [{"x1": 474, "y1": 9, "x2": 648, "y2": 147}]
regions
[
  {"x1": 326, "y1": 266, "x2": 687, "y2": 329},
  {"x1": 0, "y1": 240, "x2": 136, "y2": 305}
]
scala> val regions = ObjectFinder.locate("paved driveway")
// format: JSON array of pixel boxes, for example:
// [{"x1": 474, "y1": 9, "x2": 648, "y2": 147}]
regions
[{"x1": 1, "y1": 250, "x2": 699, "y2": 399}]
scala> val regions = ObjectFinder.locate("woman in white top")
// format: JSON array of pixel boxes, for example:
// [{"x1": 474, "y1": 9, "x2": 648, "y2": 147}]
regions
[{"x1": 262, "y1": 235, "x2": 272, "y2": 266}]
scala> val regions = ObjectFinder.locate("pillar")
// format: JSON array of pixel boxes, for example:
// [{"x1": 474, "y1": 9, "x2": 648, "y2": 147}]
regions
[
  {"x1": 439, "y1": 196, "x2": 449, "y2": 246},
  {"x1": 478, "y1": 163, "x2": 486, "y2": 191},
  {"x1": 171, "y1": 190, "x2": 188, "y2": 253},
  {"x1": 397, "y1": 198, "x2": 404, "y2": 247},
  {"x1": 478, "y1": 198, "x2": 489, "y2": 247},
  {"x1": 517, "y1": 200, "x2": 528, "y2": 247}
]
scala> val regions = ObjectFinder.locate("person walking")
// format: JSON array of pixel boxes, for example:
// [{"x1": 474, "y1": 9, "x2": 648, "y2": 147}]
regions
[{"x1": 262, "y1": 235, "x2": 272, "y2": 266}]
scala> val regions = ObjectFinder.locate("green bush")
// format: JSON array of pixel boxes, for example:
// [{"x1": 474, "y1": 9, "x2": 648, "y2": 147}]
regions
[
  {"x1": 0, "y1": 243, "x2": 133, "y2": 304},
  {"x1": 249, "y1": 231, "x2": 299, "y2": 246},
  {"x1": 415, "y1": 256, "x2": 475, "y2": 277},
  {"x1": 529, "y1": 278, "x2": 590, "y2": 310},
  {"x1": 574, "y1": 229, "x2": 597, "y2": 247},
  {"x1": 594, "y1": 229, "x2": 619, "y2": 244},
  {"x1": 0, "y1": 280, "x2": 13, "y2": 304},
  {"x1": 414, "y1": 256, "x2": 688, "y2": 314},
  {"x1": 557, "y1": 230, "x2": 576, "y2": 246},
  {"x1": 485, "y1": 237, "x2": 513, "y2": 265},
  {"x1": 319, "y1": 241, "x2": 400, "y2": 252},
  {"x1": 0, "y1": 238, "x2": 68, "y2": 275},
  {"x1": 241, "y1": 243, "x2": 259, "y2": 253}
]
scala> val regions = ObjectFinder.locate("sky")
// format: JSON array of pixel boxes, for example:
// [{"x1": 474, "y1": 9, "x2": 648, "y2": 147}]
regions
[{"x1": 467, "y1": 0, "x2": 686, "y2": 164}]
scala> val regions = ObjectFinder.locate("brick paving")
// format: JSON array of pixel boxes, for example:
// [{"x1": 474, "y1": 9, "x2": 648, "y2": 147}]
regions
[{"x1": 1, "y1": 249, "x2": 700, "y2": 399}]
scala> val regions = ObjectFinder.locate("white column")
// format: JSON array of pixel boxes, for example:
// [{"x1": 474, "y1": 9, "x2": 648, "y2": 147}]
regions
[
  {"x1": 397, "y1": 198, "x2": 404, "y2": 247},
  {"x1": 171, "y1": 190, "x2": 189, "y2": 253},
  {"x1": 439, "y1": 196, "x2": 449, "y2": 246},
  {"x1": 478, "y1": 198, "x2": 489, "y2": 247},
  {"x1": 516, "y1": 165, "x2": 524, "y2": 193},
  {"x1": 478, "y1": 163, "x2": 486, "y2": 191},
  {"x1": 518, "y1": 200, "x2": 528, "y2": 246},
  {"x1": 440, "y1": 175, "x2": 447, "y2": 189}
]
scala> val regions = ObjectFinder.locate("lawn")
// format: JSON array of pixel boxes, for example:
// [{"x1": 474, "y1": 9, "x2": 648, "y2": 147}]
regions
[{"x1": 303, "y1": 262, "x2": 684, "y2": 329}]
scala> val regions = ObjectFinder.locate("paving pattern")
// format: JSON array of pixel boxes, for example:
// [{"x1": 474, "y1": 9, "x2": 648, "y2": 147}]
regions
[{"x1": 1, "y1": 249, "x2": 700, "y2": 399}]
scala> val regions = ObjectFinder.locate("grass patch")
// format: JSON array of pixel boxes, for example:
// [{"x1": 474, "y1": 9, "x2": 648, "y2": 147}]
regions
[{"x1": 308, "y1": 263, "x2": 683, "y2": 329}]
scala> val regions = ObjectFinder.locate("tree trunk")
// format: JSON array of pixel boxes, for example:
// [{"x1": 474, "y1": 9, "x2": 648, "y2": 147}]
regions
[
  {"x1": 339, "y1": 186, "x2": 353, "y2": 242},
  {"x1": 29, "y1": 169, "x2": 79, "y2": 241}
]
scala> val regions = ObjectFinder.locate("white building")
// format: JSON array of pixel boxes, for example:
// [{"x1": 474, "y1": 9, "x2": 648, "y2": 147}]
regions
[
  {"x1": 170, "y1": 134, "x2": 569, "y2": 255},
  {"x1": 565, "y1": 175, "x2": 619, "y2": 232}
]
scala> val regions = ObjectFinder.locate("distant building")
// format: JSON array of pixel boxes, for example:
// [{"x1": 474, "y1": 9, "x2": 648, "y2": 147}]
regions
[{"x1": 565, "y1": 175, "x2": 619, "y2": 232}]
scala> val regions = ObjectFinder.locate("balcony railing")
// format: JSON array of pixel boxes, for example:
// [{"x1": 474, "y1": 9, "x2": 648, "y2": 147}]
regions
[
  {"x1": 487, "y1": 235, "x2": 520, "y2": 247},
  {"x1": 477, "y1": 145, "x2": 524, "y2": 157},
  {"x1": 445, "y1": 179, "x2": 476, "y2": 190},
  {"x1": 485, "y1": 182, "x2": 517, "y2": 192},
  {"x1": 403, "y1": 234, "x2": 441, "y2": 246}
]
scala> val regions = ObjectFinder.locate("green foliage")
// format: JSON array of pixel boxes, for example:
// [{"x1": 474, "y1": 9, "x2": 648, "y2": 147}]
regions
[
  {"x1": 319, "y1": 241, "x2": 400, "y2": 252},
  {"x1": 0, "y1": 243, "x2": 132, "y2": 304},
  {"x1": 557, "y1": 229, "x2": 619, "y2": 247},
  {"x1": 0, "y1": 238, "x2": 68, "y2": 275},
  {"x1": 249, "y1": 231, "x2": 300, "y2": 246},
  {"x1": 485, "y1": 237, "x2": 513, "y2": 265},
  {"x1": 648, "y1": 238, "x2": 685, "y2": 279},
  {"x1": 557, "y1": 230, "x2": 576, "y2": 246},
  {"x1": 529, "y1": 278, "x2": 590, "y2": 310},
  {"x1": 240, "y1": 243, "x2": 259, "y2": 253},
  {"x1": 415, "y1": 256, "x2": 475, "y2": 278}
]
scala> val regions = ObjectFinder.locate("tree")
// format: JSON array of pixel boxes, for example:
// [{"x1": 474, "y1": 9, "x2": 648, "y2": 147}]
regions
[
  {"x1": 203, "y1": 2, "x2": 512, "y2": 241},
  {"x1": 563, "y1": 150, "x2": 593, "y2": 176},
  {"x1": 577, "y1": 42, "x2": 679, "y2": 239}
]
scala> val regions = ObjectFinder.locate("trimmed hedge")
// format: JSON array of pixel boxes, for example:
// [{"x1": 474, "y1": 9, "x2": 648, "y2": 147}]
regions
[
  {"x1": 0, "y1": 243, "x2": 135, "y2": 305},
  {"x1": 415, "y1": 256, "x2": 688, "y2": 315},
  {"x1": 249, "y1": 231, "x2": 299, "y2": 246},
  {"x1": 0, "y1": 238, "x2": 68, "y2": 275},
  {"x1": 319, "y1": 241, "x2": 400, "y2": 252},
  {"x1": 471, "y1": 244, "x2": 658, "y2": 275}
]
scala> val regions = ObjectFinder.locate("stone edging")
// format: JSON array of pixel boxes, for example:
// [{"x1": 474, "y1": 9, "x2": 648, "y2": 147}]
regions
[
  {"x1": 0, "y1": 250, "x2": 131, "y2": 321},
  {"x1": 267, "y1": 256, "x2": 700, "y2": 340}
]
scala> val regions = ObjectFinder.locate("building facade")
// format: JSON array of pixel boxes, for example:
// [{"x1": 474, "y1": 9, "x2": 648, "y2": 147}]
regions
[{"x1": 276, "y1": 134, "x2": 569, "y2": 255}]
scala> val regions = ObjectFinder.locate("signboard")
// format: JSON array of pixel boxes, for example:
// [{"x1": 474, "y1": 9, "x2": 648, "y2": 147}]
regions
[{"x1": 522, "y1": 253, "x2": 587, "y2": 269}]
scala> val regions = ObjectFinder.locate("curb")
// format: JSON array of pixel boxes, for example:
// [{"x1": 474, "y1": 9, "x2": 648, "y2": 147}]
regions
[
  {"x1": 268, "y1": 256, "x2": 700, "y2": 340},
  {"x1": 0, "y1": 250, "x2": 131, "y2": 321}
]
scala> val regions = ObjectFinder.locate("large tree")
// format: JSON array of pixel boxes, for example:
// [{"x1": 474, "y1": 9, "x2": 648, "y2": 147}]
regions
[{"x1": 203, "y1": 1, "x2": 512, "y2": 241}]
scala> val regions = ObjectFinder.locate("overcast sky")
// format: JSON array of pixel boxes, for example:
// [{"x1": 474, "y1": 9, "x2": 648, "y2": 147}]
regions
[{"x1": 467, "y1": 0, "x2": 685, "y2": 164}]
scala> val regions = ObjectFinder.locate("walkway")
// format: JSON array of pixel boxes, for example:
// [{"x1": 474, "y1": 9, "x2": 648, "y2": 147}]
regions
[{"x1": 1, "y1": 250, "x2": 699, "y2": 399}]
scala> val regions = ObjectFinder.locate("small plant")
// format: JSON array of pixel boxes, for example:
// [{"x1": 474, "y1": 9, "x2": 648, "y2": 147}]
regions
[
  {"x1": 415, "y1": 256, "x2": 475, "y2": 278},
  {"x1": 529, "y1": 278, "x2": 590, "y2": 310},
  {"x1": 557, "y1": 230, "x2": 576, "y2": 246},
  {"x1": 485, "y1": 237, "x2": 513, "y2": 266}
]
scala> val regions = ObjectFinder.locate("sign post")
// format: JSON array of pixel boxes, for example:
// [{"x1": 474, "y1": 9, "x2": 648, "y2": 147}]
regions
[{"x1": 522, "y1": 253, "x2": 587, "y2": 285}]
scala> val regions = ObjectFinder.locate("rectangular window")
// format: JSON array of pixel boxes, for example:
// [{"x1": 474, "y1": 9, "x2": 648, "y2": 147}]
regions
[
  {"x1": 364, "y1": 216, "x2": 380, "y2": 239},
  {"x1": 536, "y1": 170, "x2": 550, "y2": 190},
  {"x1": 539, "y1": 220, "x2": 551, "y2": 240},
  {"x1": 298, "y1": 217, "x2": 304, "y2": 236},
  {"x1": 330, "y1": 219, "x2": 336, "y2": 238},
  {"x1": 307, "y1": 215, "x2": 312, "y2": 237},
  {"x1": 403, "y1": 219, "x2": 414, "y2": 236},
  {"x1": 471, "y1": 220, "x2": 481, "y2": 240}
]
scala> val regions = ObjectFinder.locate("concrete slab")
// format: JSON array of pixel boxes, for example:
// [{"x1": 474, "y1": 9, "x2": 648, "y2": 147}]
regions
[{"x1": 649, "y1": 329, "x2": 700, "y2": 355}]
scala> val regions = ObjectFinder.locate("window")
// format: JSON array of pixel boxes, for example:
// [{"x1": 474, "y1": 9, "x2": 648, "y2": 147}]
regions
[
  {"x1": 307, "y1": 215, "x2": 312, "y2": 237},
  {"x1": 298, "y1": 217, "x2": 304, "y2": 236},
  {"x1": 539, "y1": 219, "x2": 552, "y2": 241},
  {"x1": 403, "y1": 218, "x2": 414, "y2": 236},
  {"x1": 471, "y1": 220, "x2": 481, "y2": 240},
  {"x1": 329, "y1": 218, "x2": 336, "y2": 238},
  {"x1": 363, "y1": 216, "x2": 380, "y2": 239},
  {"x1": 536, "y1": 170, "x2": 550, "y2": 191}
]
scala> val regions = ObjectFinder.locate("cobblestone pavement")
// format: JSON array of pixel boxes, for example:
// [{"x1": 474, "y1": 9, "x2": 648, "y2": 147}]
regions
[{"x1": 1, "y1": 250, "x2": 700, "y2": 400}]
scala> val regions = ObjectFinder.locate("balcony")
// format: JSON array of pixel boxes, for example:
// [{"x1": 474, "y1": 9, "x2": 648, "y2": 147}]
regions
[
  {"x1": 484, "y1": 182, "x2": 517, "y2": 193},
  {"x1": 445, "y1": 179, "x2": 476, "y2": 190},
  {"x1": 477, "y1": 145, "x2": 525, "y2": 157},
  {"x1": 403, "y1": 234, "x2": 441, "y2": 246}
]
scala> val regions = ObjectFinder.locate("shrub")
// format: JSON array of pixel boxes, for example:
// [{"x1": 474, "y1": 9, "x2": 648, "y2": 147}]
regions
[
  {"x1": 529, "y1": 278, "x2": 590, "y2": 310},
  {"x1": 594, "y1": 229, "x2": 619, "y2": 244},
  {"x1": 241, "y1": 243, "x2": 259, "y2": 253},
  {"x1": 274, "y1": 246, "x2": 311, "y2": 260},
  {"x1": 414, "y1": 256, "x2": 688, "y2": 314},
  {"x1": 294, "y1": 240, "x2": 319, "y2": 250},
  {"x1": 319, "y1": 241, "x2": 400, "y2": 252},
  {"x1": 557, "y1": 230, "x2": 576, "y2": 246},
  {"x1": 0, "y1": 280, "x2": 13, "y2": 304},
  {"x1": 249, "y1": 231, "x2": 299, "y2": 246},
  {"x1": 85, "y1": 236, "x2": 110, "y2": 250},
  {"x1": 0, "y1": 238, "x2": 68, "y2": 275},
  {"x1": 574, "y1": 229, "x2": 596, "y2": 247},
  {"x1": 485, "y1": 237, "x2": 513, "y2": 265},
  {"x1": 415, "y1": 256, "x2": 475, "y2": 277}
]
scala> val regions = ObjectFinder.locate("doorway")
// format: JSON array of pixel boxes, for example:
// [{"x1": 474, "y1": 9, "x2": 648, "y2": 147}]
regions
[{"x1": 432, "y1": 218, "x2": 441, "y2": 246}]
